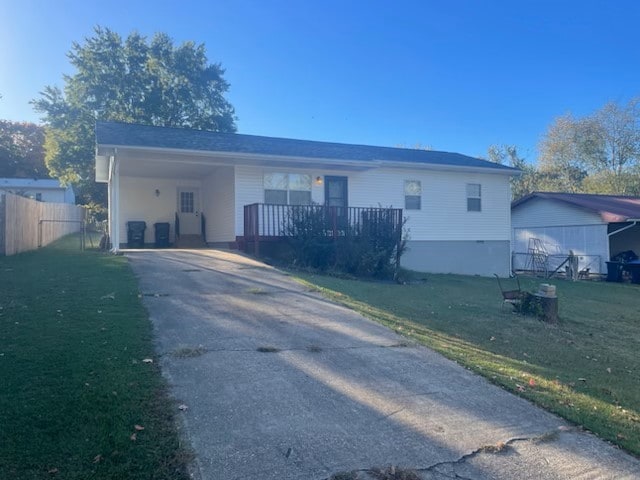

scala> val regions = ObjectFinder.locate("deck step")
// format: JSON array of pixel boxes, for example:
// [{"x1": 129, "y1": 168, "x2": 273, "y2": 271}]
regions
[{"x1": 175, "y1": 234, "x2": 207, "y2": 249}]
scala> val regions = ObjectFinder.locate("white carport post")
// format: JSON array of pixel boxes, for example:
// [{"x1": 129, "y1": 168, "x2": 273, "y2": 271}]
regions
[{"x1": 108, "y1": 153, "x2": 120, "y2": 253}]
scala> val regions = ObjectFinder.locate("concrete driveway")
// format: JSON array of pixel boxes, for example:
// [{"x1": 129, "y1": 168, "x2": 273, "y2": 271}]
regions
[{"x1": 127, "y1": 249, "x2": 640, "y2": 480}]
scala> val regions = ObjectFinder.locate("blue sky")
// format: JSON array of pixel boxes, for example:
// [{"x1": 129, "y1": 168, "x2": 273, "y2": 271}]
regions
[{"x1": 1, "y1": 0, "x2": 639, "y2": 160}]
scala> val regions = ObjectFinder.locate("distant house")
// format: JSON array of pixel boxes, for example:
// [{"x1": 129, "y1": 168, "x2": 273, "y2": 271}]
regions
[
  {"x1": 511, "y1": 192, "x2": 640, "y2": 274},
  {"x1": 0, "y1": 178, "x2": 75, "y2": 204},
  {"x1": 95, "y1": 121, "x2": 519, "y2": 276}
]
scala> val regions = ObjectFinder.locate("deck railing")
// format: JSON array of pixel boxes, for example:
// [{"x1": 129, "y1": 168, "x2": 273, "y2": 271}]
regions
[{"x1": 243, "y1": 203, "x2": 403, "y2": 255}]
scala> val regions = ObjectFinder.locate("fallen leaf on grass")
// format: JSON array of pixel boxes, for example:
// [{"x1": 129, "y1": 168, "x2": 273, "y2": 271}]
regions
[
  {"x1": 516, "y1": 384, "x2": 526, "y2": 392},
  {"x1": 130, "y1": 433, "x2": 137, "y2": 441},
  {"x1": 607, "y1": 367, "x2": 612, "y2": 374},
  {"x1": 490, "y1": 336, "x2": 496, "y2": 341},
  {"x1": 142, "y1": 358, "x2": 153, "y2": 363},
  {"x1": 178, "y1": 404, "x2": 188, "y2": 411},
  {"x1": 100, "y1": 292, "x2": 115, "y2": 300},
  {"x1": 617, "y1": 433, "x2": 628, "y2": 440},
  {"x1": 48, "y1": 468, "x2": 59, "y2": 475},
  {"x1": 528, "y1": 378, "x2": 536, "y2": 387},
  {"x1": 134, "y1": 425, "x2": 144, "y2": 431},
  {"x1": 93, "y1": 454, "x2": 103, "y2": 463}
]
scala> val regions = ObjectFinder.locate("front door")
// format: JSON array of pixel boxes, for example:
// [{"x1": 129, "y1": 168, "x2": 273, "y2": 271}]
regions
[
  {"x1": 325, "y1": 176, "x2": 348, "y2": 228},
  {"x1": 177, "y1": 188, "x2": 201, "y2": 235}
]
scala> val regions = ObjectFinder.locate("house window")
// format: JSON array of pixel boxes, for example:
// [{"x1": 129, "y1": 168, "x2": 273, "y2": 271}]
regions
[
  {"x1": 467, "y1": 183, "x2": 481, "y2": 211},
  {"x1": 264, "y1": 173, "x2": 312, "y2": 205},
  {"x1": 404, "y1": 180, "x2": 422, "y2": 210},
  {"x1": 35, "y1": 193, "x2": 42, "y2": 201},
  {"x1": 180, "y1": 191, "x2": 194, "y2": 213}
]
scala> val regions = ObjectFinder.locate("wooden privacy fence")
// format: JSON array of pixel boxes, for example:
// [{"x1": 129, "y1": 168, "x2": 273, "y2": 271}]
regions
[{"x1": 0, "y1": 192, "x2": 85, "y2": 256}]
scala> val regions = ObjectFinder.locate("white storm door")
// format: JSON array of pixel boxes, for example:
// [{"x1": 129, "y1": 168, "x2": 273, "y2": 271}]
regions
[{"x1": 177, "y1": 188, "x2": 201, "y2": 234}]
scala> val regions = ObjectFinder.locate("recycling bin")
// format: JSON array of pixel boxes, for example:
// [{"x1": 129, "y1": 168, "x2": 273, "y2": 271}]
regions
[
  {"x1": 126, "y1": 221, "x2": 146, "y2": 248},
  {"x1": 154, "y1": 222, "x2": 170, "y2": 248}
]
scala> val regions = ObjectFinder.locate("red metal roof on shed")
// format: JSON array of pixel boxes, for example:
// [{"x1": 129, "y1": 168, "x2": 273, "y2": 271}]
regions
[{"x1": 512, "y1": 192, "x2": 640, "y2": 223}]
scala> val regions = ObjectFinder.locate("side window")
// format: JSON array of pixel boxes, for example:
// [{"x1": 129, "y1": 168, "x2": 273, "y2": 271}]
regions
[
  {"x1": 466, "y1": 183, "x2": 481, "y2": 211},
  {"x1": 404, "y1": 180, "x2": 421, "y2": 210}
]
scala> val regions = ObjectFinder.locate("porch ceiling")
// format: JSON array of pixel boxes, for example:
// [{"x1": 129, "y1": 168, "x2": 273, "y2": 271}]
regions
[{"x1": 119, "y1": 157, "x2": 217, "y2": 179}]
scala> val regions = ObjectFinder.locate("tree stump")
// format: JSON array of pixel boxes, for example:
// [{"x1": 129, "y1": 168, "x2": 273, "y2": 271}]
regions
[{"x1": 531, "y1": 293, "x2": 558, "y2": 323}]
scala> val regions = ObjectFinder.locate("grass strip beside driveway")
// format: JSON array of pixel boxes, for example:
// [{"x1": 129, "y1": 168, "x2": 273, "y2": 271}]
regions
[
  {"x1": 0, "y1": 236, "x2": 189, "y2": 479},
  {"x1": 295, "y1": 272, "x2": 640, "y2": 457}
]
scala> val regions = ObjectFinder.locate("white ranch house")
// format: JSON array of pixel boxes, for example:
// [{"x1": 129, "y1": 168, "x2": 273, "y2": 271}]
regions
[{"x1": 95, "y1": 121, "x2": 518, "y2": 276}]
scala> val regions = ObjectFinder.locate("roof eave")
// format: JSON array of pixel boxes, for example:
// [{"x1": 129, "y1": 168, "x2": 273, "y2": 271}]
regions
[
  {"x1": 98, "y1": 144, "x2": 518, "y2": 175},
  {"x1": 376, "y1": 160, "x2": 520, "y2": 176}
]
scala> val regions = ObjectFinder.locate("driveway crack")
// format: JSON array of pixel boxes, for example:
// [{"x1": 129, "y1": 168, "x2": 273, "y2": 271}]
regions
[
  {"x1": 418, "y1": 428, "x2": 568, "y2": 477},
  {"x1": 322, "y1": 428, "x2": 568, "y2": 480}
]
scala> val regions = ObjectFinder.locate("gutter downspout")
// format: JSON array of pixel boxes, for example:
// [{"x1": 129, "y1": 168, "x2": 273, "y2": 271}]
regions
[{"x1": 608, "y1": 221, "x2": 639, "y2": 238}]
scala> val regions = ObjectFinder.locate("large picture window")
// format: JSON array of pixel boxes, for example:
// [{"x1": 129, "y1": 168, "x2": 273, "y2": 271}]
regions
[
  {"x1": 466, "y1": 183, "x2": 481, "y2": 211},
  {"x1": 264, "y1": 173, "x2": 312, "y2": 205},
  {"x1": 404, "y1": 180, "x2": 422, "y2": 210}
]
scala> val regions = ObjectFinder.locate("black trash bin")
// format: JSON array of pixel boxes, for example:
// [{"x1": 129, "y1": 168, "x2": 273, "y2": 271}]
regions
[
  {"x1": 605, "y1": 261, "x2": 623, "y2": 282},
  {"x1": 154, "y1": 222, "x2": 170, "y2": 248},
  {"x1": 126, "y1": 221, "x2": 146, "y2": 248}
]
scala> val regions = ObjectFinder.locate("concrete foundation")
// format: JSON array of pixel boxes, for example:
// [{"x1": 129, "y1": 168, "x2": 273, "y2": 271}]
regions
[{"x1": 402, "y1": 240, "x2": 510, "y2": 276}]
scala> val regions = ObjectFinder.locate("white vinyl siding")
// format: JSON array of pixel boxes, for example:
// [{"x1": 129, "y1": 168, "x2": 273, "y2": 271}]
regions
[
  {"x1": 511, "y1": 197, "x2": 603, "y2": 228},
  {"x1": 234, "y1": 166, "x2": 512, "y2": 241},
  {"x1": 202, "y1": 166, "x2": 235, "y2": 242},
  {"x1": 118, "y1": 176, "x2": 201, "y2": 245}
]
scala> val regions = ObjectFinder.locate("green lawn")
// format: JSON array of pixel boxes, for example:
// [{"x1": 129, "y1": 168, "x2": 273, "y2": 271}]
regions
[
  {"x1": 0, "y1": 235, "x2": 189, "y2": 479},
  {"x1": 295, "y1": 271, "x2": 640, "y2": 456}
]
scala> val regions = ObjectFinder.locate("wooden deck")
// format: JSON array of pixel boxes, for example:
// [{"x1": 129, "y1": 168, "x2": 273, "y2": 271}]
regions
[{"x1": 242, "y1": 203, "x2": 403, "y2": 256}]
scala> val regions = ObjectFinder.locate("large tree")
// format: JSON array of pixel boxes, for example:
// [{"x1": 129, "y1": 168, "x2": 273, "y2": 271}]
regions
[
  {"x1": 0, "y1": 121, "x2": 48, "y2": 178},
  {"x1": 33, "y1": 26, "x2": 237, "y2": 206},
  {"x1": 538, "y1": 100, "x2": 640, "y2": 194},
  {"x1": 537, "y1": 114, "x2": 589, "y2": 192}
]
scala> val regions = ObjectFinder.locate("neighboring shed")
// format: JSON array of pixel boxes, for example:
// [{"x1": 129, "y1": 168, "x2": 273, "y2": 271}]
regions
[
  {"x1": 511, "y1": 192, "x2": 640, "y2": 275},
  {"x1": 0, "y1": 178, "x2": 75, "y2": 204}
]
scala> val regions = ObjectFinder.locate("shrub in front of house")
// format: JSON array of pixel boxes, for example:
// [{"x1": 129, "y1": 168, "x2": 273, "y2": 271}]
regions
[{"x1": 283, "y1": 205, "x2": 406, "y2": 278}]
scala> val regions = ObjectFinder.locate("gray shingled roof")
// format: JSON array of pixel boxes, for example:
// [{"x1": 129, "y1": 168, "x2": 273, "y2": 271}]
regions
[
  {"x1": 512, "y1": 192, "x2": 640, "y2": 223},
  {"x1": 96, "y1": 121, "x2": 518, "y2": 173}
]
